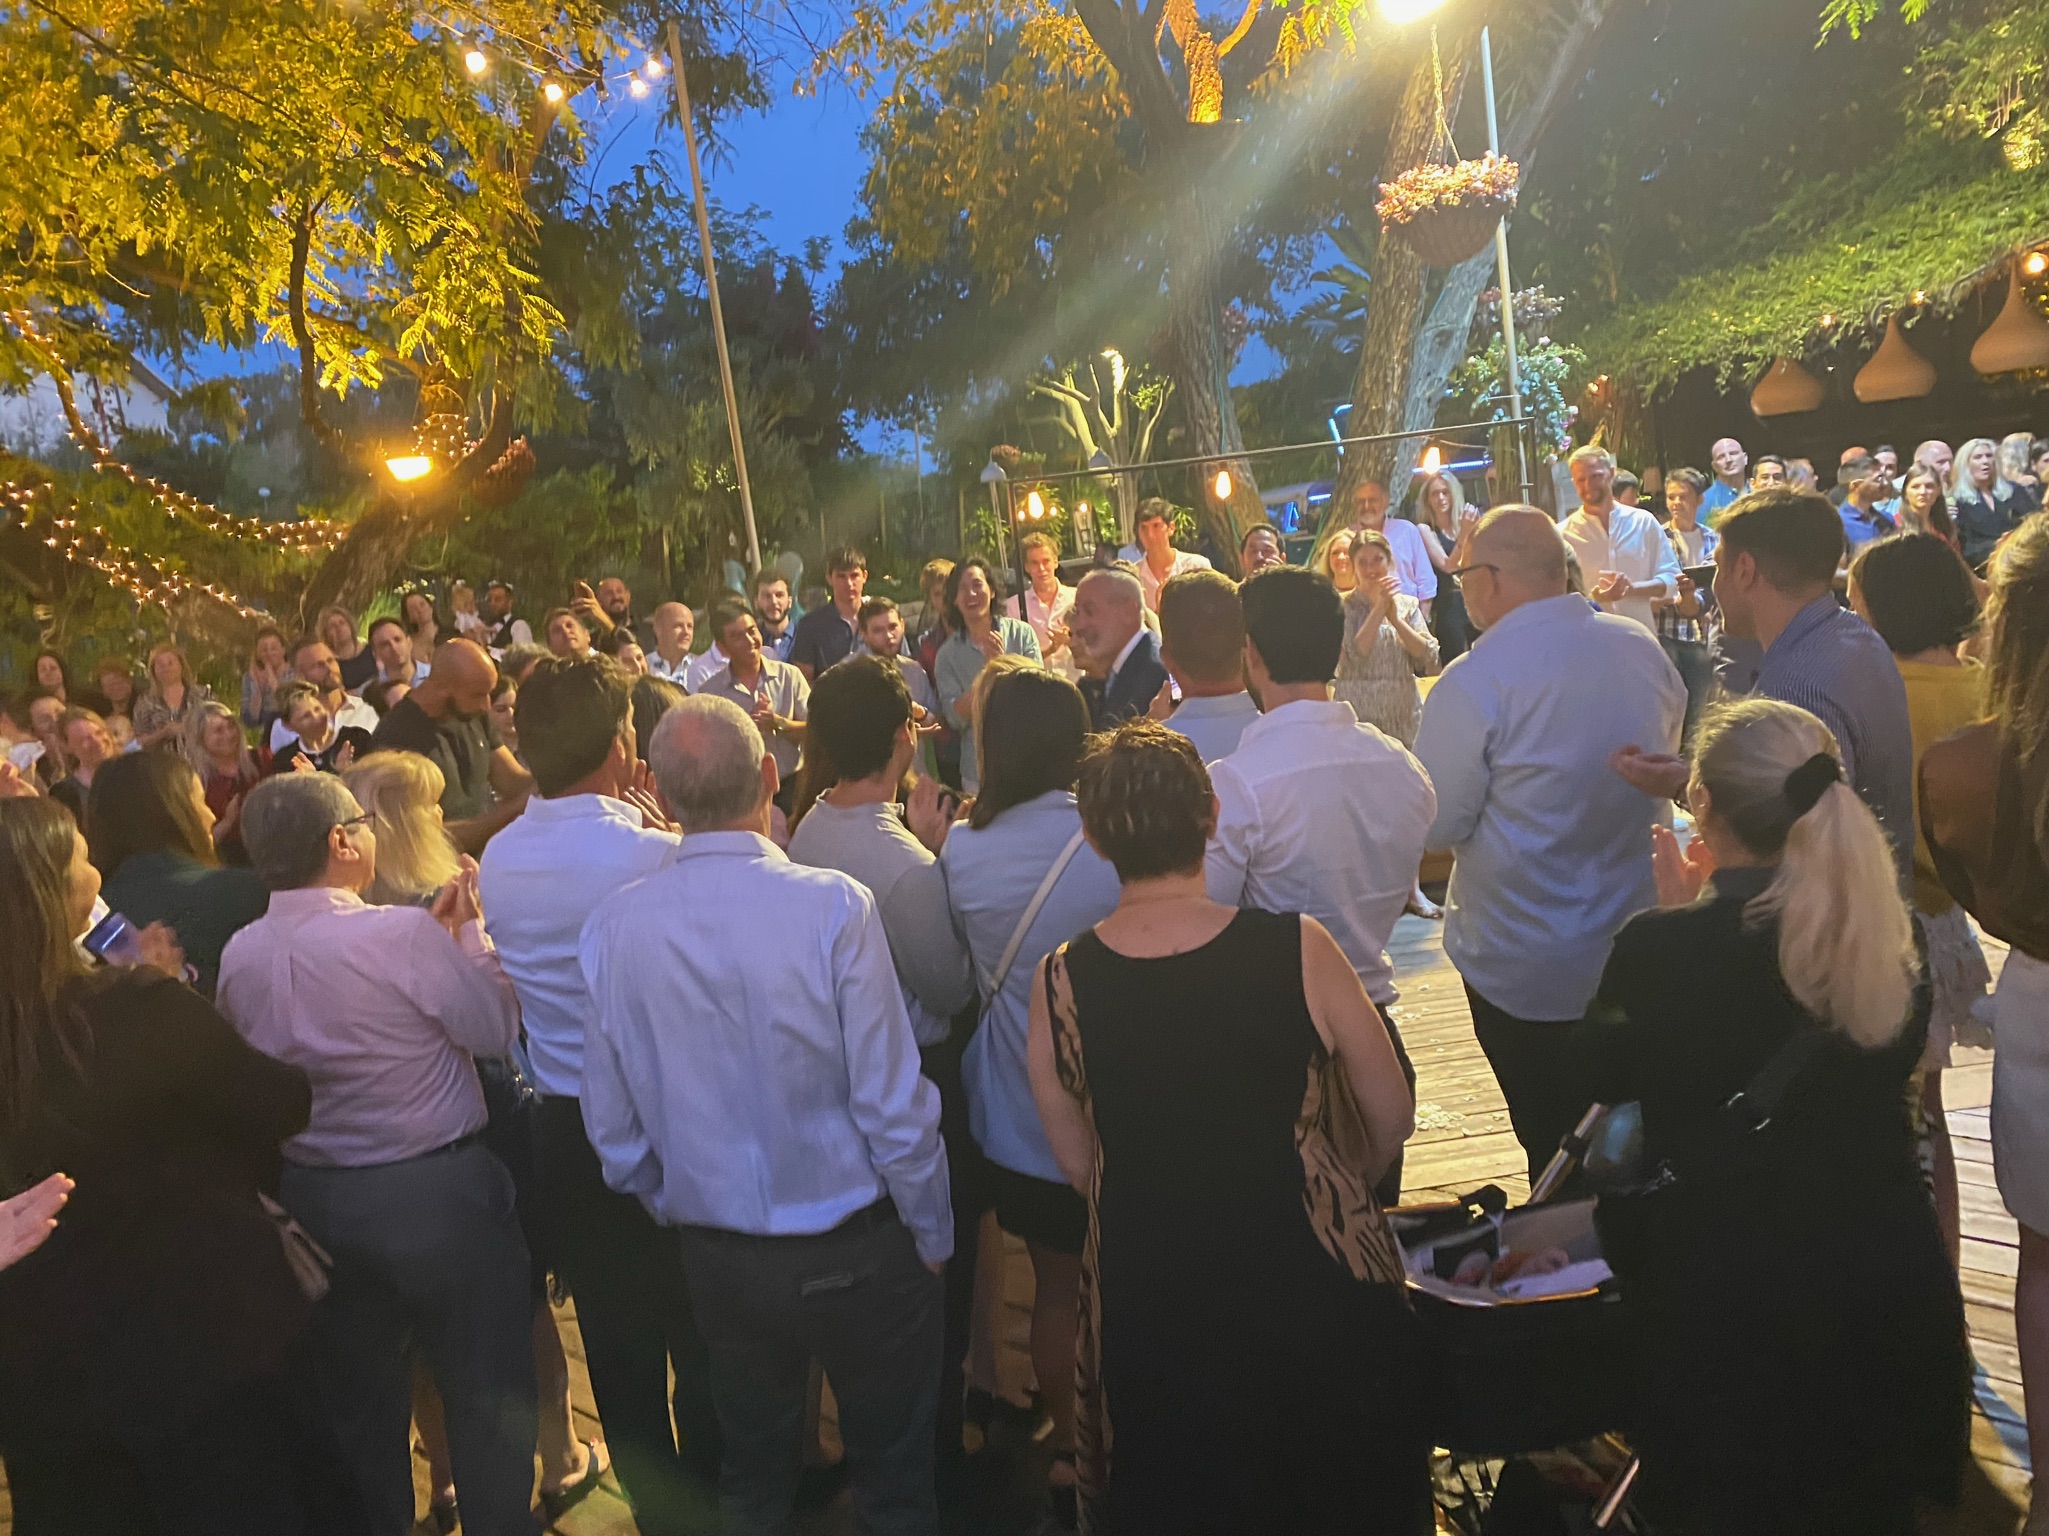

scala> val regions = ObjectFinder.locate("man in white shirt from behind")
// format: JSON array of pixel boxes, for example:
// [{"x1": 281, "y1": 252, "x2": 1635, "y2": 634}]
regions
[
  {"x1": 1205, "y1": 564, "x2": 1437, "y2": 1204},
  {"x1": 1560, "y1": 444, "x2": 1682, "y2": 633},
  {"x1": 476, "y1": 652, "x2": 721, "y2": 1528},
  {"x1": 579, "y1": 695, "x2": 951, "y2": 1536},
  {"x1": 1154, "y1": 568, "x2": 1259, "y2": 762},
  {"x1": 1412, "y1": 506, "x2": 1684, "y2": 1182}
]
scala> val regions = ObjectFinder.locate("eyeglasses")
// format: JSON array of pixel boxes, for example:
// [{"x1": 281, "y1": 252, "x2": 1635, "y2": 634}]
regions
[
  {"x1": 1445, "y1": 562, "x2": 1498, "y2": 579},
  {"x1": 336, "y1": 814, "x2": 372, "y2": 832}
]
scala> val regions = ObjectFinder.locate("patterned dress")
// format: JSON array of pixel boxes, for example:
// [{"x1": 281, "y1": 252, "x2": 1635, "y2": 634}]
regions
[
  {"x1": 1334, "y1": 590, "x2": 1437, "y2": 747},
  {"x1": 1046, "y1": 910, "x2": 1429, "y2": 1534}
]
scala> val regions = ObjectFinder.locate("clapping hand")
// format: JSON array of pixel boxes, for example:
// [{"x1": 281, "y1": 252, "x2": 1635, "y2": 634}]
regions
[
  {"x1": 1609, "y1": 743, "x2": 1690, "y2": 801},
  {"x1": 1651, "y1": 824, "x2": 1715, "y2": 908},
  {"x1": 134, "y1": 922, "x2": 187, "y2": 979},
  {"x1": 334, "y1": 740, "x2": 356, "y2": 772},
  {"x1": 1147, "y1": 679, "x2": 1176, "y2": 722},
  {"x1": 751, "y1": 688, "x2": 781, "y2": 736},
  {"x1": 905, "y1": 775, "x2": 955, "y2": 853},
  {"x1": 1592, "y1": 570, "x2": 1633, "y2": 605},
  {"x1": 973, "y1": 628, "x2": 1004, "y2": 662},
  {"x1": 624, "y1": 764, "x2": 680, "y2": 833},
  {"x1": 430, "y1": 856, "x2": 484, "y2": 937},
  {"x1": 0, "y1": 760, "x2": 38, "y2": 799},
  {"x1": 0, "y1": 1173, "x2": 71, "y2": 1271}
]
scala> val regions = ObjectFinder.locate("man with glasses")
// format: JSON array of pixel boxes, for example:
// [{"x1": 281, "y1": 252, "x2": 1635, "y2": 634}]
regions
[{"x1": 1415, "y1": 507, "x2": 1684, "y2": 1181}]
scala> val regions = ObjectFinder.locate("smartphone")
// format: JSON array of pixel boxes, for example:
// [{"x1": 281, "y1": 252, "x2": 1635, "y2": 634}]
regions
[
  {"x1": 82, "y1": 911, "x2": 145, "y2": 966},
  {"x1": 1682, "y1": 563, "x2": 1716, "y2": 589}
]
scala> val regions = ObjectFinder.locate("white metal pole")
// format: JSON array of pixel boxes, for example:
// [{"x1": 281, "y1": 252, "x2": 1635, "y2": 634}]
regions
[
  {"x1": 1480, "y1": 26, "x2": 1529, "y2": 497},
  {"x1": 667, "y1": 20, "x2": 762, "y2": 574}
]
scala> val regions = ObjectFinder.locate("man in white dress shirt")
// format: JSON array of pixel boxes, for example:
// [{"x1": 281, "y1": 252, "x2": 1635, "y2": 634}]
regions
[
  {"x1": 476, "y1": 653, "x2": 721, "y2": 1533},
  {"x1": 1559, "y1": 445, "x2": 1682, "y2": 633},
  {"x1": 1205, "y1": 564, "x2": 1437, "y2": 1203},
  {"x1": 1155, "y1": 568, "x2": 1259, "y2": 761},
  {"x1": 1132, "y1": 497, "x2": 1213, "y2": 612},
  {"x1": 1413, "y1": 506, "x2": 1684, "y2": 1180},
  {"x1": 579, "y1": 695, "x2": 951, "y2": 1536},
  {"x1": 646, "y1": 601, "x2": 696, "y2": 687},
  {"x1": 269, "y1": 635, "x2": 379, "y2": 753},
  {"x1": 1348, "y1": 481, "x2": 1438, "y2": 619}
]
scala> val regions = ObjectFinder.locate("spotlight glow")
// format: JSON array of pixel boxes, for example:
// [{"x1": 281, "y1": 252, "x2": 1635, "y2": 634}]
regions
[
  {"x1": 1380, "y1": 0, "x2": 1450, "y2": 21},
  {"x1": 2026, "y1": 252, "x2": 2048, "y2": 277},
  {"x1": 542, "y1": 80, "x2": 565, "y2": 104},
  {"x1": 384, "y1": 455, "x2": 434, "y2": 483},
  {"x1": 463, "y1": 48, "x2": 488, "y2": 75}
]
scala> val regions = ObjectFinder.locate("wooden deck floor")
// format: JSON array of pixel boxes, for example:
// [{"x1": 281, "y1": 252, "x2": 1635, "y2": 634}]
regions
[{"x1": 0, "y1": 915, "x2": 2031, "y2": 1533}]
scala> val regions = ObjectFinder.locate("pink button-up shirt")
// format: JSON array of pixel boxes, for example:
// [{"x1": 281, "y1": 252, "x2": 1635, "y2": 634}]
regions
[{"x1": 216, "y1": 886, "x2": 520, "y2": 1168}]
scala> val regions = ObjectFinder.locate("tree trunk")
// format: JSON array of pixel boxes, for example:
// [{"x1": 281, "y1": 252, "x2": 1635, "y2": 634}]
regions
[
  {"x1": 1167, "y1": 181, "x2": 1265, "y2": 574},
  {"x1": 1328, "y1": 43, "x2": 1471, "y2": 533}
]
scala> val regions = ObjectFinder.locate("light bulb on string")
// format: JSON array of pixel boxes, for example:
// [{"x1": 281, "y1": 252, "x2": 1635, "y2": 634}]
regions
[
  {"x1": 542, "y1": 80, "x2": 565, "y2": 104},
  {"x1": 1421, "y1": 445, "x2": 1442, "y2": 474},
  {"x1": 1024, "y1": 489, "x2": 1046, "y2": 522},
  {"x1": 2026, "y1": 251, "x2": 2048, "y2": 277},
  {"x1": 628, "y1": 75, "x2": 650, "y2": 98},
  {"x1": 464, "y1": 48, "x2": 488, "y2": 75},
  {"x1": 1212, "y1": 468, "x2": 1233, "y2": 502},
  {"x1": 642, "y1": 55, "x2": 663, "y2": 78}
]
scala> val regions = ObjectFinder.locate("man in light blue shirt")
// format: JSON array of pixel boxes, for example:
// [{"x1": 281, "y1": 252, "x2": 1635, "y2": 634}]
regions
[
  {"x1": 580, "y1": 695, "x2": 950, "y2": 1536},
  {"x1": 1157, "y1": 567, "x2": 1260, "y2": 761},
  {"x1": 1414, "y1": 507, "x2": 1685, "y2": 1180},
  {"x1": 475, "y1": 654, "x2": 721, "y2": 1529}
]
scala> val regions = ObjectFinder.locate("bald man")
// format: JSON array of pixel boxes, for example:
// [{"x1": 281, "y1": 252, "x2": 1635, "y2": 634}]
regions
[
  {"x1": 1413, "y1": 507, "x2": 1684, "y2": 1180},
  {"x1": 368, "y1": 637, "x2": 534, "y2": 852},
  {"x1": 648, "y1": 600, "x2": 696, "y2": 685},
  {"x1": 1703, "y1": 437, "x2": 1749, "y2": 519}
]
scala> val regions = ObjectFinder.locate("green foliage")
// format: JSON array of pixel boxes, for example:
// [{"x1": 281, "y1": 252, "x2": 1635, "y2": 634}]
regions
[
  {"x1": 1446, "y1": 336, "x2": 1586, "y2": 463},
  {"x1": 1577, "y1": 134, "x2": 2049, "y2": 392}
]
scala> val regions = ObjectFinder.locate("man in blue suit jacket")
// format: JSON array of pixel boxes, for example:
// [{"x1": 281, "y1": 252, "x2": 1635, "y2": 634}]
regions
[{"x1": 1071, "y1": 567, "x2": 1171, "y2": 730}]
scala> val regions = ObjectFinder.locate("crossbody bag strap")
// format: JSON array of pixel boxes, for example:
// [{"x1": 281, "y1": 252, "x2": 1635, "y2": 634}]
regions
[
  {"x1": 981, "y1": 829, "x2": 1088, "y2": 1001},
  {"x1": 1719, "y1": 1025, "x2": 1831, "y2": 1136}
]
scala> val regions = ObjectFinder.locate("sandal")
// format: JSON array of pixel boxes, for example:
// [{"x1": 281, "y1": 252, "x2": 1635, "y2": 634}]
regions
[{"x1": 539, "y1": 1439, "x2": 610, "y2": 1522}]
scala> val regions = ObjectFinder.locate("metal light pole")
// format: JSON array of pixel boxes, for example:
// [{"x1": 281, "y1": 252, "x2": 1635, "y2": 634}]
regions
[
  {"x1": 666, "y1": 19, "x2": 762, "y2": 575},
  {"x1": 1479, "y1": 25, "x2": 1528, "y2": 498}
]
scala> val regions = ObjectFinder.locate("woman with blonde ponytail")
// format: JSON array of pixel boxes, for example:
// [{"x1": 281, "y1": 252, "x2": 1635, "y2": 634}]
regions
[{"x1": 1575, "y1": 697, "x2": 1969, "y2": 1535}]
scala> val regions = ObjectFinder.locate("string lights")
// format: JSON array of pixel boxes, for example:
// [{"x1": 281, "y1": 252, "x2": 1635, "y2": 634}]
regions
[{"x1": 5, "y1": 481, "x2": 270, "y2": 620}]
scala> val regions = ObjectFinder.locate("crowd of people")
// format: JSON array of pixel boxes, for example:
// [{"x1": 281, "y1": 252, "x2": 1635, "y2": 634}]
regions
[{"x1": 0, "y1": 422, "x2": 2044, "y2": 1536}]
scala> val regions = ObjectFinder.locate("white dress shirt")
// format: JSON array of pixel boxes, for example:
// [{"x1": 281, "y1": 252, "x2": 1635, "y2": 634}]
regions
[
  {"x1": 1205, "y1": 699, "x2": 1436, "y2": 1007},
  {"x1": 697, "y1": 658, "x2": 810, "y2": 780},
  {"x1": 1136, "y1": 550, "x2": 1212, "y2": 612},
  {"x1": 646, "y1": 649, "x2": 692, "y2": 685},
  {"x1": 578, "y1": 832, "x2": 953, "y2": 1263},
  {"x1": 478, "y1": 793, "x2": 681, "y2": 1098},
  {"x1": 1371, "y1": 517, "x2": 1440, "y2": 604},
  {"x1": 1412, "y1": 592, "x2": 1685, "y2": 1021},
  {"x1": 1560, "y1": 504, "x2": 1683, "y2": 633},
  {"x1": 1004, "y1": 583, "x2": 1079, "y2": 678},
  {"x1": 269, "y1": 691, "x2": 379, "y2": 753},
  {"x1": 683, "y1": 645, "x2": 728, "y2": 694},
  {"x1": 1165, "y1": 690, "x2": 1260, "y2": 762},
  {"x1": 216, "y1": 887, "x2": 520, "y2": 1168}
]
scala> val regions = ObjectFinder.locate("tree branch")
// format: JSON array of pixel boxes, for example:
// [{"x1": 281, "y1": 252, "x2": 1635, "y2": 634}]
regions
[{"x1": 287, "y1": 200, "x2": 344, "y2": 452}]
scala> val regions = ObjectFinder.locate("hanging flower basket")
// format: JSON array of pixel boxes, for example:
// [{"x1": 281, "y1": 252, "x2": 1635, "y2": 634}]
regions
[{"x1": 1377, "y1": 153, "x2": 1521, "y2": 268}]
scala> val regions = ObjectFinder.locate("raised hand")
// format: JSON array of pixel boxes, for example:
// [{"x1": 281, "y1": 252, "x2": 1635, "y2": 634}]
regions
[
  {"x1": 431, "y1": 858, "x2": 483, "y2": 936},
  {"x1": 906, "y1": 775, "x2": 954, "y2": 853},
  {"x1": 0, "y1": 1173, "x2": 72, "y2": 1271},
  {"x1": 1147, "y1": 678, "x2": 1176, "y2": 722},
  {"x1": 1651, "y1": 824, "x2": 1715, "y2": 907},
  {"x1": 334, "y1": 740, "x2": 356, "y2": 772},
  {"x1": 1610, "y1": 744, "x2": 1689, "y2": 800},
  {"x1": 134, "y1": 922, "x2": 187, "y2": 979},
  {"x1": 0, "y1": 760, "x2": 39, "y2": 799},
  {"x1": 623, "y1": 783, "x2": 678, "y2": 834}
]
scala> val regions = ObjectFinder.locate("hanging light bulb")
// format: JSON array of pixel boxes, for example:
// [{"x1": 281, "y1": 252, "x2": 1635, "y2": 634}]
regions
[
  {"x1": 1212, "y1": 467, "x2": 1233, "y2": 502},
  {"x1": 463, "y1": 48, "x2": 488, "y2": 75},
  {"x1": 628, "y1": 74, "x2": 650, "y2": 97},
  {"x1": 1421, "y1": 445, "x2": 1442, "y2": 474},
  {"x1": 542, "y1": 80, "x2": 565, "y2": 104},
  {"x1": 1025, "y1": 489, "x2": 1046, "y2": 521},
  {"x1": 2027, "y1": 251, "x2": 2049, "y2": 277},
  {"x1": 642, "y1": 55, "x2": 664, "y2": 78}
]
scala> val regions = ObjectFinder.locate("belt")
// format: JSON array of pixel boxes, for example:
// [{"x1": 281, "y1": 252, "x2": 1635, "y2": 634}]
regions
[{"x1": 681, "y1": 1195, "x2": 899, "y2": 1244}]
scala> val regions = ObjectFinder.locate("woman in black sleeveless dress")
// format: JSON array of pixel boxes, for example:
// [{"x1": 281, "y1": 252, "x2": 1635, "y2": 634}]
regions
[{"x1": 1027, "y1": 722, "x2": 1427, "y2": 1535}]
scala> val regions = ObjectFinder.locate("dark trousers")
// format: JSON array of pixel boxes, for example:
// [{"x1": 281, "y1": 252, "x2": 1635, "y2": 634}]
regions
[
  {"x1": 921, "y1": 1025, "x2": 988, "y2": 1495},
  {"x1": 678, "y1": 1205, "x2": 946, "y2": 1536},
  {"x1": 1661, "y1": 636, "x2": 1716, "y2": 750},
  {"x1": 280, "y1": 1142, "x2": 538, "y2": 1536},
  {"x1": 533, "y1": 1095, "x2": 723, "y2": 1536},
  {"x1": 1465, "y1": 983, "x2": 1590, "y2": 1186}
]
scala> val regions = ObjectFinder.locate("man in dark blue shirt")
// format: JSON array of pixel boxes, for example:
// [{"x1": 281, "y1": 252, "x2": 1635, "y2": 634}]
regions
[{"x1": 790, "y1": 546, "x2": 867, "y2": 680}]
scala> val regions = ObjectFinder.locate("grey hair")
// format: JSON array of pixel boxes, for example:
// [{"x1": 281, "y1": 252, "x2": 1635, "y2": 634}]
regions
[
  {"x1": 1078, "y1": 567, "x2": 1144, "y2": 611},
  {"x1": 1567, "y1": 443, "x2": 1616, "y2": 472},
  {"x1": 241, "y1": 772, "x2": 362, "y2": 890},
  {"x1": 648, "y1": 695, "x2": 768, "y2": 832}
]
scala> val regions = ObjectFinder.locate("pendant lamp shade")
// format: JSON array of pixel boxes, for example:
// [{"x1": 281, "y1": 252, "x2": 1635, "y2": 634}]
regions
[
  {"x1": 1853, "y1": 315, "x2": 1938, "y2": 402},
  {"x1": 1750, "y1": 356, "x2": 1825, "y2": 417},
  {"x1": 1971, "y1": 269, "x2": 2049, "y2": 375}
]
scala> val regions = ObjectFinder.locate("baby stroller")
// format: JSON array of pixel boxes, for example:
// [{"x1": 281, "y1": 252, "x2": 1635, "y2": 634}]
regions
[{"x1": 1390, "y1": 1106, "x2": 1646, "y2": 1535}]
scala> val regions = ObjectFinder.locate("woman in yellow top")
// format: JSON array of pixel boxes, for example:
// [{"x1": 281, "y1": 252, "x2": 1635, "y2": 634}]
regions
[{"x1": 1849, "y1": 532, "x2": 1989, "y2": 1267}]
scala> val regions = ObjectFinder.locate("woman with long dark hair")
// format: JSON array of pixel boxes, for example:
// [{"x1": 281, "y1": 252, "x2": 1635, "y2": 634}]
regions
[
  {"x1": 941, "y1": 667, "x2": 1120, "y2": 1523},
  {"x1": 88, "y1": 750, "x2": 269, "y2": 994},
  {"x1": 0, "y1": 797, "x2": 360, "y2": 1534},
  {"x1": 934, "y1": 556, "x2": 1041, "y2": 794}
]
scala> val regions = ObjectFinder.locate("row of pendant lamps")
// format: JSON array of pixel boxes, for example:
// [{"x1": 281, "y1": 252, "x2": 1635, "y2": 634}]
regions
[{"x1": 1751, "y1": 259, "x2": 2049, "y2": 417}]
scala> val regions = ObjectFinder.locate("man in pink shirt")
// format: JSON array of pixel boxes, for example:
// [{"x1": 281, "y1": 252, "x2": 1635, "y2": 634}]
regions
[{"x1": 218, "y1": 772, "x2": 535, "y2": 1536}]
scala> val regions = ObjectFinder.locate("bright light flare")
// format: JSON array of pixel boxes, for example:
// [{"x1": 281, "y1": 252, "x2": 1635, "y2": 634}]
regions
[
  {"x1": 2026, "y1": 251, "x2": 2048, "y2": 277},
  {"x1": 384, "y1": 455, "x2": 434, "y2": 484},
  {"x1": 642, "y1": 55, "x2": 664, "y2": 78},
  {"x1": 542, "y1": 80, "x2": 565, "y2": 104},
  {"x1": 463, "y1": 48, "x2": 488, "y2": 75},
  {"x1": 1380, "y1": 0, "x2": 1450, "y2": 22},
  {"x1": 1024, "y1": 489, "x2": 1046, "y2": 521},
  {"x1": 1212, "y1": 468, "x2": 1233, "y2": 502},
  {"x1": 628, "y1": 75, "x2": 650, "y2": 98},
  {"x1": 1421, "y1": 445, "x2": 1442, "y2": 474}
]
